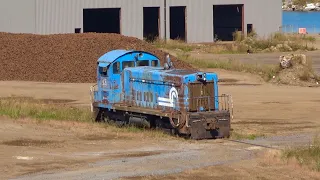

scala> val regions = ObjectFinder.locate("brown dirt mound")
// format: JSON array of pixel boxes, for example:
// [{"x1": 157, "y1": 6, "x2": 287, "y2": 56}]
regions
[{"x1": 0, "y1": 32, "x2": 195, "y2": 83}]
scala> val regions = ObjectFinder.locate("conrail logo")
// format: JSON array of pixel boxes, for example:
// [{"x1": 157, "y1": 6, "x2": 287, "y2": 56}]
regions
[{"x1": 157, "y1": 87, "x2": 178, "y2": 107}]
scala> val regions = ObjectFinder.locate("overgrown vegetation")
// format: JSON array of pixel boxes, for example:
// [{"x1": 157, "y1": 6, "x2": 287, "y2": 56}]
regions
[
  {"x1": 0, "y1": 96, "x2": 91, "y2": 122},
  {"x1": 176, "y1": 51, "x2": 319, "y2": 86},
  {"x1": 152, "y1": 39, "x2": 195, "y2": 52},
  {"x1": 233, "y1": 31, "x2": 316, "y2": 53},
  {"x1": 0, "y1": 96, "x2": 171, "y2": 138},
  {"x1": 282, "y1": 135, "x2": 320, "y2": 171},
  {"x1": 176, "y1": 52, "x2": 281, "y2": 81},
  {"x1": 151, "y1": 31, "x2": 317, "y2": 54}
]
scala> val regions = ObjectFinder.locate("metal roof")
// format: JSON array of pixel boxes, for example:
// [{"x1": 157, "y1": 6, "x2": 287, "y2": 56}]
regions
[
  {"x1": 97, "y1": 49, "x2": 160, "y2": 67},
  {"x1": 98, "y1": 49, "x2": 133, "y2": 63}
]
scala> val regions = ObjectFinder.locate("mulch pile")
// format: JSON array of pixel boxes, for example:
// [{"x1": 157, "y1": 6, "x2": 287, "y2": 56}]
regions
[{"x1": 0, "y1": 32, "x2": 195, "y2": 83}]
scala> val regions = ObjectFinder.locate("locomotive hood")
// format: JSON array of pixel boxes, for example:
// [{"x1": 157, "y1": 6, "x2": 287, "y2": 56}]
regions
[
  {"x1": 123, "y1": 67, "x2": 219, "y2": 112},
  {"x1": 124, "y1": 67, "x2": 218, "y2": 85}
]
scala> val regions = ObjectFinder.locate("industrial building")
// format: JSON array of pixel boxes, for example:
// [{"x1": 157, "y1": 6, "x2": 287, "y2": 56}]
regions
[{"x1": 0, "y1": 0, "x2": 282, "y2": 43}]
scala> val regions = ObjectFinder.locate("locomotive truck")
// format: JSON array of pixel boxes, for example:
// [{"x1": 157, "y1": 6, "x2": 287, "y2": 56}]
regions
[{"x1": 90, "y1": 50, "x2": 233, "y2": 140}]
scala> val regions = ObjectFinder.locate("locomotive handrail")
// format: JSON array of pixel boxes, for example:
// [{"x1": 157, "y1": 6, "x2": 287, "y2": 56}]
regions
[
  {"x1": 220, "y1": 94, "x2": 234, "y2": 121},
  {"x1": 89, "y1": 84, "x2": 97, "y2": 112},
  {"x1": 129, "y1": 78, "x2": 182, "y2": 87},
  {"x1": 119, "y1": 93, "x2": 233, "y2": 116}
]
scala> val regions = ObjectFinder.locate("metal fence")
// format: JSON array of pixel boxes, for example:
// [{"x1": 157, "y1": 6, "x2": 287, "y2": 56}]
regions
[{"x1": 279, "y1": 25, "x2": 320, "y2": 34}]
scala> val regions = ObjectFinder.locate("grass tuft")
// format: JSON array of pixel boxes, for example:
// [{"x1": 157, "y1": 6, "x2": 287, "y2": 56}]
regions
[
  {"x1": 230, "y1": 131, "x2": 265, "y2": 140},
  {"x1": 152, "y1": 39, "x2": 195, "y2": 52},
  {"x1": 281, "y1": 135, "x2": 320, "y2": 171}
]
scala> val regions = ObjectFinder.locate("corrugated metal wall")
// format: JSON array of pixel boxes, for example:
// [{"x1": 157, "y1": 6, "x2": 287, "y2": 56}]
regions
[
  {"x1": 35, "y1": 0, "x2": 164, "y2": 39},
  {"x1": 0, "y1": 0, "x2": 282, "y2": 43},
  {"x1": 0, "y1": 0, "x2": 36, "y2": 33},
  {"x1": 166, "y1": 0, "x2": 282, "y2": 42}
]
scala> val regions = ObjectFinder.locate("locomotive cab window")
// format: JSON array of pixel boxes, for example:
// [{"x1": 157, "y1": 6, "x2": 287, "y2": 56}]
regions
[
  {"x1": 122, "y1": 61, "x2": 135, "y2": 70},
  {"x1": 151, "y1": 60, "x2": 159, "y2": 67},
  {"x1": 100, "y1": 67, "x2": 108, "y2": 77},
  {"x1": 137, "y1": 60, "x2": 149, "y2": 66},
  {"x1": 113, "y1": 62, "x2": 120, "y2": 74}
]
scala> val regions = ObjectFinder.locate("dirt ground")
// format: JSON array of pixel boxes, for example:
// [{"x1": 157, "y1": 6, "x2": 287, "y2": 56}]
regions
[
  {"x1": 121, "y1": 152, "x2": 320, "y2": 180},
  {"x1": 1, "y1": 68, "x2": 320, "y2": 180},
  {"x1": 2, "y1": 117, "x2": 317, "y2": 180}
]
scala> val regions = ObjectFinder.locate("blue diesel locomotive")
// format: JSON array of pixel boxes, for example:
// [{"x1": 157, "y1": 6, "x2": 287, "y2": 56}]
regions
[{"x1": 90, "y1": 50, "x2": 233, "y2": 140}]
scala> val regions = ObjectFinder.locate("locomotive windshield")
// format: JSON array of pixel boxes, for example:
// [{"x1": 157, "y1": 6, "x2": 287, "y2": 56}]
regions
[
  {"x1": 137, "y1": 60, "x2": 149, "y2": 66},
  {"x1": 122, "y1": 61, "x2": 135, "y2": 70},
  {"x1": 151, "y1": 60, "x2": 158, "y2": 67},
  {"x1": 113, "y1": 62, "x2": 120, "y2": 74}
]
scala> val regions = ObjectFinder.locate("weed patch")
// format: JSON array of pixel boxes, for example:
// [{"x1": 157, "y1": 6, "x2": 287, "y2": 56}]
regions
[
  {"x1": 177, "y1": 52, "x2": 280, "y2": 81},
  {"x1": 152, "y1": 39, "x2": 195, "y2": 52},
  {"x1": 0, "y1": 96, "x2": 172, "y2": 139},
  {"x1": 233, "y1": 31, "x2": 316, "y2": 53},
  {"x1": 2, "y1": 139, "x2": 56, "y2": 147},
  {"x1": 0, "y1": 96, "x2": 91, "y2": 122},
  {"x1": 152, "y1": 32, "x2": 317, "y2": 54},
  {"x1": 282, "y1": 135, "x2": 320, "y2": 171},
  {"x1": 230, "y1": 131, "x2": 265, "y2": 140}
]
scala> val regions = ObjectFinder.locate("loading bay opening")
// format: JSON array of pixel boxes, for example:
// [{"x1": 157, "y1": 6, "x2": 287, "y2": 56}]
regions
[
  {"x1": 247, "y1": 24, "x2": 253, "y2": 34},
  {"x1": 170, "y1": 6, "x2": 186, "y2": 41},
  {"x1": 213, "y1": 4, "x2": 244, "y2": 41},
  {"x1": 83, "y1": 8, "x2": 121, "y2": 34},
  {"x1": 143, "y1": 7, "x2": 160, "y2": 42}
]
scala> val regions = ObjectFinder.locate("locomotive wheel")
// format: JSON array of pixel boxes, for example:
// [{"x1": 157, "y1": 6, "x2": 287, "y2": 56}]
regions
[
  {"x1": 92, "y1": 106, "x2": 103, "y2": 122},
  {"x1": 153, "y1": 118, "x2": 178, "y2": 136},
  {"x1": 101, "y1": 111, "x2": 128, "y2": 127}
]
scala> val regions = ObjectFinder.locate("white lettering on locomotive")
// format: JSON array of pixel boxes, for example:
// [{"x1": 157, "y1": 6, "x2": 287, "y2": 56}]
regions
[
  {"x1": 101, "y1": 79, "x2": 107, "y2": 87},
  {"x1": 157, "y1": 87, "x2": 178, "y2": 107}
]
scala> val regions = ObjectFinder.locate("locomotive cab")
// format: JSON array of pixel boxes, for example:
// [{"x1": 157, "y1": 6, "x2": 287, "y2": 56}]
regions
[
  {"x1": 93, "y1": 50, "x2": 161, "y2": 106},
  {"x1": 90, "y1": 50, "x2": 233, "y2": 140}
]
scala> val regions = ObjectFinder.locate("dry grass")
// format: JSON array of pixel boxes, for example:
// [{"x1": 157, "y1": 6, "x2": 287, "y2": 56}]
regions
[
  {"x1": 230, "y1": 131, "x2": 265, "y2": 140},
  {"x1": 232, "y1": 31, "x2": 316, "y2": 52},
  {"x1": 0, "y1": 96, "x2": 172, "y2": 139},
  {"x1": 151, "y1": 31, "x2": 317, "y2": 54},
  {"x1": 0, "y1": 96, "x2": 91, "y2": 122},
  {"x1": 176, "y1": 51, "x2": 319, "y2": 86},
  {"x1": 152, "y1": 39, "x2": 195, "y2": 52},
  {"x1": 281, "y1": 135, "x2": 320, "y2": 172},
  {"x1": 2, "y1": 139, "x2": 56, "y2": 147},
  {"x1": 176, "y1": 52, "x2": 280, "y2": 81}
]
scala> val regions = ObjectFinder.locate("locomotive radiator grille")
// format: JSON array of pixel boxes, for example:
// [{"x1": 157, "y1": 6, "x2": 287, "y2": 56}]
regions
[{"x1": 188, "y1": 82, "x2": 215, "y2": 112}]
